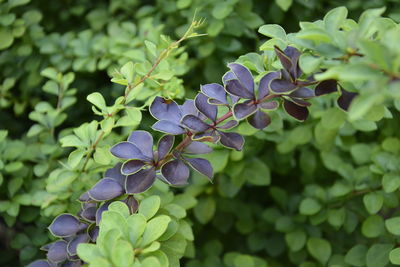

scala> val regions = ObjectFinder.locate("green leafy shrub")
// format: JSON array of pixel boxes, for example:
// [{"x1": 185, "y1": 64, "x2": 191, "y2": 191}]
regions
[{"x1": 1, "y1": 0, "x2": 400, "y2": 266}]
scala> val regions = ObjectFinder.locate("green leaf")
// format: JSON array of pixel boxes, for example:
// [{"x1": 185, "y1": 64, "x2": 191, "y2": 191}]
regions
[
  {"x1": 362, "y1": 215, "x2": 384, "y2": 238},
  {"x1": 40, "y1": 68, "x2": 59, "y2": 81},
  {"x1": 141, "y1": 256, "x2": 161, "y2": 267},
  {"x1": 390, "y1": 248, "x2": 400, "y2": 265},
  {"x1": 109, "y1": 201, "x2": 130, "y2": 218},
  {"x1": 212, "y1": 2, "x2": 233, "y2": 20},
  {"x1": 77, "y1": 243, "x2": 102, "y2": 263},
  {"x1": 299, "y1": 198, "x2": 321, "y2": 216},
  {"x1": 385, "y1": 217, "x2": 400, "y2": 235},
  {"x1": 345, "y1": 244, "x2": 367, "y2": 267},
  {"x1": 306, "y1": 238, "x2": 332, "y2": 265},
  {"x1": 324, "y1": 7, "x2": 348, "y2": 32},
  {"x1": 194, "y1": 197, "x2": 216, "y2": 224},
  {"x1": 297, "y1": 28, "x2": 332, "y2": 43},
  {"x1": 111, "y1": 240, "x2": 134, "y2": 267},
  {"x1": 244, "y1": 158, "x2": 271, "y2": 186},
  {"x1": 141, "y1": 215, "x2": 171, "y2": 247},
  {"x1": 163, "y1": 204, "x2": 186, "y2": 219},
  {"x1": 68, "y1": 149, "x2": 85, "y2": 169},
  {"x1": 144, "y1": 40, "x2": 157, "y2": 57},
  {"x1": 258, "y1": 24, "x2": 286, "y2": 40},
  {"x1": 299, "y1": 54, "x2": 322, "y2": 74},
  {"x1": 366, "y1": 244, "x2": 393, "y2": 267},
  {"x1": 120, "y1": 61, "x2": 135, "y2": 84},
  {"x1": 275, "y1": 0, "x2": 293, "y2": 11},
  {"x1": 382, "y1": 173, "x2": 400, "y2": 193},
  {"x1": 285, "y1": 230, "x2": 306, "y2": 252},
  {"x1": 126, "y1": 214, "x2": 147, "y2": 246},
  {"x1": 138, "y1": 195, "x2": 161, "y2": 220},
  {"x1": 0, "y1": 28, "x2": 14, "y2": 50},
  {"x1": 363, "y1": 192, "x2": 383, "y2": 214},
  {"x1": 87, "y1": 92, "x2": 107, "y2": 111}
]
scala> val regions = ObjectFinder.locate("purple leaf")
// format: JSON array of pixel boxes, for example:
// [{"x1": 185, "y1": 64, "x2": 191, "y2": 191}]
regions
[
  {"x1": 193, "y1": 131, "x2": 220, "y2": 143},
  {"x1": 149, "y1": 96, "x2": 182, "y2": 123},
  {"x1": 222, "y1": 71, "x2": 236, "y2": 83},
  {"x1": 152, "y1": 120, "x2": 186, "y2": 135},
  {"x1": 67, "y1": 234, "x2": 89, "y2": 256},
  {"x1": 248, "y1": 110, "x2": 272, "y2": 129},
  {"x1": 89, "y1": 226, "x2": 99, "y2": 242},
  {"x1": 195, "y1": 93, "x2": 218, "y2": 121},
  {"x1": 110, "y1": 142, "x2": 147, "y2": 160},
  {"x1": 78, "y1": 192, "x2": 92, "y2": 202},
  {"x1": 274, "y1": 46, "x2": 293, "y2": 74},
  {"x1": 201, "y1": 83, "x2": 228, "y2": 104},
  {"x1": 315, "y1": 79, "x2": 338, "y2": 96},
  {"x1": 270, "y1": 79, "x2": 297, "y2": 94},
  {"x1": 121, "y1": 160, "x2": 146, "y2": 175},
  {"x1": 125, "y1": 167, "x2": 156, "y2": 194},
  {"x1": 290, "y1": 98, "x2": 311, "y2": 107},
  {"x1": 105, "y1": 163, "x2": 126, "y2": 187},
  {"x1": 337, "y1": 88, "x2": 358, "y2": 111},
  {"x1": 184, "y1": 157, "x2": 213, "y2": 180},
  {"x1": 289, "y1": 87, "x2": 315, "y2": 99},
  {"x1": 183, "y1": 141, "x2": 213, "y2": 154},
  {"x1": 47, "y1": 241, "x2": 68, "y2": 263},
  {"x1": 80, "y1": 207, "x2": 96, "y2": 222},
  {"x1": 284, "y1": 46, "x2": 302, "y2": 78},
  {"x1": 233, "y1": 101, "x2": 257, "y2": 120},
  {"x1": 62, "y1": 261, "x2": 81, "y2": 267},
  {"x1": 49, "y1": 214, "x2": 80, "y2": 237},
  {"x1": 157, "y1": 135, "x2": 174, "y2": 160},
  {"x1": 180, "y1": 100, "x2": 206, "y2": 121},
  {"x1": 259, "y1": 101, "x2": 279, "y2": 110},
  {"x1": 88, "y1": 178, "x2": 124, "y2": 201},
  {"x1": 27, "y1": 260, "x2": 53, "y2": 267},
  {"x1": 96, "y1": 202, "x2": 110, "y2": 225},
  {"x1": 219, "y1": 131, "x2": 244, "y2": 151},
  {"x1": 283, "y1": 99, "x2": 309, "y2": 121},
  {"x1": 127, "y1": 131, "x2": 154, "y2": 159},
  {"x1": 259, "y1": 71, "x2": 280, "y2": 99},
  {"x1": 225, "y1": 79, "x2": 254, "y2": 99},
  {"x1": 228, "y1": 63, "x2": 254, "y2": 93},
  {"x1": 123, "y1": 196, "x2": 139, "y2": 214},
  {"x1": 181, "y1": 115, "x2": 210, "y2": 132},
  {"x1": 161, "y1": 159, "x2": 190, "y2": 185},
  {"x1": 218, "y1": 120, "x2": 238, "y2": 130}
]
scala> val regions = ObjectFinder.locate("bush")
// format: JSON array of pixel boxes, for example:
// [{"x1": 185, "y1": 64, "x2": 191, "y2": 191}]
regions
[{"x1": 1, "y1": 1, "x2": 400, "y2": 266}]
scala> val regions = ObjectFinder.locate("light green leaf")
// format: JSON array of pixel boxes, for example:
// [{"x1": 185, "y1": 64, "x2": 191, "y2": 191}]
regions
[
  {"x1": 120, "y1": 61, "x2": 135, "y2": 84},
  {"x1": 307, "y1": 238, "x2": 332, "y2": 265},
  {"x1": 0, "y1": 28, "x2": 14, "y2": 50},
  {"x1": 390, "y1": 248, "x2": 400, "y2": 265},
  {"x1": 126, "y1": 214, "x2": 147, "y2": 247},
  {"x1": 87, "y1": 92, "x2": 107, "y2": 111},
  {"x1": 258, "y1": 24, "x2": 286, "y2": 40},
  {"x1": 109, "y1": 201, "x2": 130, "y2": 218},
  {"x1": 138, "y1": 195, "x2": 161, "y2": 220},
  {"x1": 324, "y1": 7, "x2": 348, "y2": 32},
  {"x1": 141, "y1": 215, "x2": 171, "y2": 247},
  {"x1": 382, "y1": 173, "x2": 400, "y2": 193},
  {"x1": 362, "y1": 215, "x2": 384, "y2": 238},
  {"x1": 385, "y1": 217, "x2": 400, "y2": 235},
  {"x1": 111, "y1": 240, "x2": 134, "y2": 267}
]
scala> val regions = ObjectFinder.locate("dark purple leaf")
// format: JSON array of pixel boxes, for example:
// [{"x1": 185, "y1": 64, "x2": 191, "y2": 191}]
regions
[
  {"x1": 105, "y1": 163, "x2": 126, "y2": 187},
  {"x1": 219, "y1": 131, "x2": 244, "y2": 151},
  {"x1": 283, "y1": 99, "x2": 309, "y2": 121},
  {"x1": 183, "y1": 141, "x2": 213, "y2": 154},
  {"x1": 290, "y1": 98, "x2": 311, "y2": 107},
  {"x1": 67, "y1": 234, "x2": 89, "y2": 256},
  {"x1": 217, "y1": 120, "x2": 238, "y2": 130},
  {"x1": 47, "y1": 241, "x2": 68, "y2": 263},
  {"x1": 152, "y1": 120, "x2": 186, "y2": 135},
  {"x1": 81, "y1": 202, "x2": 96, "y2": 210},
  {"x1": 157, "y1": 135, "x2": 174, "y2": 160},
  {"x1": 225, "y1": 79, "x2": 254, "y2": 99},
  {"x1": 123, "y1": 196, "x2": 139, "y2": 214},
  {"x1": 201, "y1": 83, "x2": 228, "y2": 104},
  {"x1": 78, "y1": 192, "x2": 92, "y2": 202},
  {"x1": 88, "y1": 178, "x2": 124, "y2": 201},
  {"x1": 62, "y1": 261, "x2": 81, "y2": 267},
  {"x1": 270, "y1": 79, "x2": 297, "y2": 94},
  {"x1": 41, "y1": 243, "x2": 52, "y2": 251},
  {"x1": 222, "y1": 71, "x2": 236, "y2": 83},
  {"x1": 161, "y1": 159, "x2": 190, "y2": 185},
  {"x1": 289, "y1": 87, "x2": 315, "y2": 99},
  {"x1": 228, "y1": 63, "x2": 254, "y2": 93},
  {"x1": 127, "y1": 131, "x2": 154, "y2": 159},
  {"x1": 149, "y1": 96, "x2": 182, "y2": 123},
  {"x1": 110, "y1": 142, "x2": 147, "y2": 160},
  {"x1": 258, "y1": 101, "x2": 279, "y2": 110},
  {"x1": 184, "y1": 157, "x2": 213, "y2": 180},
  {"x1": 284, "y1": 46, "x2": 302, "y2": 78},
  {"x1": 125, "y1": 167, "x2": 156, "y2": 194},
  {"x1": 248, "y1": 110, "x2": 271, "y2": 129},
  {"x1": 180, "y1": 100, "x2": 206, "y2": 121},
  {"x1": 195, "y1": 93, "x2": 218, "y2": 121},
  {"x1": 233, "y1": 101, "x2": 257, "y2": 120},
  {"x1": 121, "y1": 160, "x2": 146, "y2": 175},
  {"x1": 27, "y1": 260, "x2": 53, "y2": 267},
  {"x1": 274, "y1": 46, "x2": 293, "y2": 74},
  {"x1": 181, "y1": 115, "x2": 210, "y2": 132},
  {"x1": 80, "y1": 207, "x2": 96, "y2": 222},
  {"x1": 337, "y1": 88, "x2": 358, "y2": 110},
  {"x1": 315, "y1": 79, "x2": 337, "y2": 96},
  {"x1": 259, "y1": 71, "x2": 280, "y2": 99},
  {"x1": 89, "y1": 226, "x2": 99, "y2": 242},
  {"x1": 193, "y1": 131, "x2": 220, "y2": 143},
  {"x1": 49, "y1": 214, "x2": 80, "y2": 237},
  {"x1": 96, "y1": 202, "x2": 110, "y2": 225}
]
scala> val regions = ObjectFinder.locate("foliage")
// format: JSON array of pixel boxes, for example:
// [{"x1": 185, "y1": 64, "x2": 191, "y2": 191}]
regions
[{"x1": 1, "y1": 0, "x2": 400, "y2": 266}]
